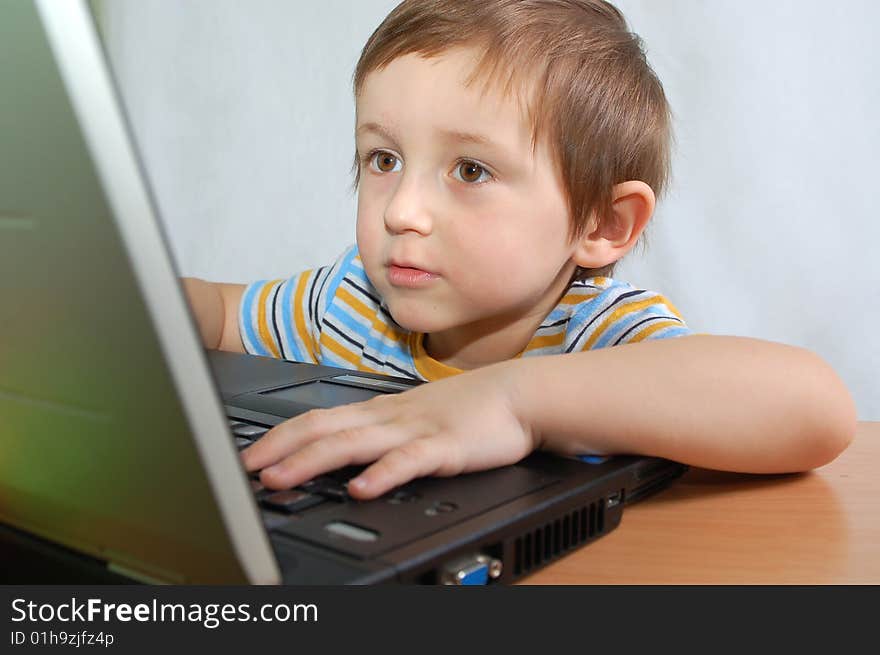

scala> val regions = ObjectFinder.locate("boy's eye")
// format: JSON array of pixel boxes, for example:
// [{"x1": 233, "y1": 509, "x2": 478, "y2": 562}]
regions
[
  {"x1": 453, "y1": 160, "x2": 492, "y2": 184},
  {"x1": 369, "y1": 151, "x2": 402, "y2": 173}
]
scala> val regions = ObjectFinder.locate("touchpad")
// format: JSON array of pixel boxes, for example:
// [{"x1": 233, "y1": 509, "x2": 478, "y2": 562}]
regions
[{"x1": 261, "y1": 380, "x2": 382, "y2": 408}]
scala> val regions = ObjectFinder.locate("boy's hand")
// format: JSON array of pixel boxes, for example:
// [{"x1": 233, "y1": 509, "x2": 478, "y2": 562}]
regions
[{"x1": 240, "y1": 362, "x2": 537, "y2": 500}]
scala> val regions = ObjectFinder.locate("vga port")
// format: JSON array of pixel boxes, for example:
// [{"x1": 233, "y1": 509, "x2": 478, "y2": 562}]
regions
[{"x1": 439, "y1": 554, "x2": 503, "y2": 585}]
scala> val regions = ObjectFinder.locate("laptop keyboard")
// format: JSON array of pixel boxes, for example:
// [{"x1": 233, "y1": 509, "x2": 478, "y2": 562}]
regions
[{"x1": 229, "y1": 419, "x2": 362, "y2": 517}]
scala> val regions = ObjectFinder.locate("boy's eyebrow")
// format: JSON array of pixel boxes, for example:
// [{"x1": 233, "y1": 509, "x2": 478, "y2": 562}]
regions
[
  {"x1": 356, "y1": 122, "x2": 399, "y2": 143},
  {"x1": 356, "y1": 122, "x2": 500, "y2": 149},
  {"x1": 435, "y1": 128, "x2": 493, "y2": 146}
]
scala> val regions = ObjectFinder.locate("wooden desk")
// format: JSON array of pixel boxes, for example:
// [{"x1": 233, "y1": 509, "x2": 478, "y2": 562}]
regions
[{"x1": 523, "y1": 421, "x2": 879, "y2": 584}]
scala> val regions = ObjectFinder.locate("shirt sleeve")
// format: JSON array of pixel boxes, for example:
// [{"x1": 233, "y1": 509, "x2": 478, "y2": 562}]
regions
[
  {"x1": 238, "y1": 246, "x2": 357, "y2": 362},
  {"x1": 563, "y1": 282, "x2": 693, "y2": 352}
]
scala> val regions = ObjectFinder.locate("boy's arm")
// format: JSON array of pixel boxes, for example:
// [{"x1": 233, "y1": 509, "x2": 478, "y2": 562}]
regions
[
  {"x1": 243, "y1": 334, "x2": 857, "y2": 499},
  {"x1": 516, "y1": 335, "x2": 857, "y2": 474},
  {"x1": 180, "y1": 278, "x2": 246, "y2": 352}
]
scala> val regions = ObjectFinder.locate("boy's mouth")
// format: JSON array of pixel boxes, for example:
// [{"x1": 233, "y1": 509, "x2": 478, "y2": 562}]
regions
[{"x1": 386, "y1": 262, "x2": 439, "y2": 288}]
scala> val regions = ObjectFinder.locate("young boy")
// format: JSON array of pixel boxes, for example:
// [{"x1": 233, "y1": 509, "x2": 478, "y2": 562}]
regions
[{"x1": 183, "y1": 0, "x2": 855, "y2": 500}]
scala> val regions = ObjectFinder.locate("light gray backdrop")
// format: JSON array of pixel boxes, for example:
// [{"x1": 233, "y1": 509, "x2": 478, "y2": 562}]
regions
[{"x1": 100, "y1": 0, "x2": 879, "y2": 420}]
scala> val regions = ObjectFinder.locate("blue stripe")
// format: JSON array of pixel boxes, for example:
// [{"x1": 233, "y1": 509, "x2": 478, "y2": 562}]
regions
[
  {"x1": 647, "y1": 325, "x2": 693, "y2": 340},
  {"x1": 321, "y1": 348, "x2": 350, "y2": 369},
  {"x1": 323, "y1": 306, "x2": 414, "y2": 371},
  {"x1": 323, "y1": 247, "x2": 358, "y2": 316},
  {"x1": 240, "y1": 281, "x2": 271, "y2": 356},
  {"x1": 586, "y1": 285, "x2": 629, "y2": 315},
  {"x1": 542, "y1": 305, "x2": 571, "y2": 325},
  {"x1": 346, "y1": 255, "x2": 371, "y2": 285},
  {"x1": 329, "y1": 289, "x2": 413, "y2": 365},
  {"x1": 363, "y1": 332, "x2": 413, "y2": 367},
  {"x1": 542, "y1": 285, "x2": 609, "y2": 325},
  {"x1": 593, "y1": 301, "x2": 670, "y2": 348},
  {"x1": 326, "y1": 301, "x2": 372, "y2": 341},
  {"x1": 563, "y1": 285, "x2": 634, "y2": 349}
]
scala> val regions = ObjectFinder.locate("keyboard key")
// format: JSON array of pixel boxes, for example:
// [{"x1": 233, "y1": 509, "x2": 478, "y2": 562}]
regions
[
  {"x1": 234, "y1": 437, "x2": 252, "y2": 450},
  {"x1": 299, "y1": 477, "x2": 349, "y2": 501},
  {"x1": 261, "y1": 490, "x2": 325, "y2": 514},
  {"x1": 324, "y1": 465, "x2": 367, "y2": 483},
  {"x1": 232, "y1": 423, "x2": 269, "y2": 438},
  {"x1": 387, "y1": 489, "x2": 420, "y2": 504}
]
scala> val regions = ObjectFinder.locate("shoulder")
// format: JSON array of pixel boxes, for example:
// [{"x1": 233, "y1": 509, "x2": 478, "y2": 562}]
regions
[
  {"x1": 560, "y1": 276, "x2": 691, "y2": 351},
  {"x1": 238, "y1": 245, "x2": 371, "y2": 359},
  {"x1": 323, "y1": 245, "x2": 384, "y2": 313},
  {"x1": 321, "y1": 245, "x2": 393, "y2": 334}
]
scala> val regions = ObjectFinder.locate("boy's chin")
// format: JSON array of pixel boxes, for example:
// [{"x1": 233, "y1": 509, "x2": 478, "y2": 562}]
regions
[{"x1": 383, "y1": 301, "x2": 453, "y2": 334}]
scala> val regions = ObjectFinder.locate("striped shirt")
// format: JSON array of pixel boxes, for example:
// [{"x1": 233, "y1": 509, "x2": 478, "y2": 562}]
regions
[{"x1": 239, "y1": 245, "x2": 692, "y2": 381}]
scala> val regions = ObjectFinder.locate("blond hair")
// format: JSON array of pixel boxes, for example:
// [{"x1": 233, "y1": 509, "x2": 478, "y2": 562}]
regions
[{"x1": 352, "y1": 0, "x2": 671, "y2": 277}]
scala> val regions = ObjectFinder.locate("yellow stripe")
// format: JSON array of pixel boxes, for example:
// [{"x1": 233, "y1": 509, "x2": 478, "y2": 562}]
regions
[
  {"x1": 525, "y1": 332, "x2": 566, "y2": 352},
  {"x1": 257, "y1": 280, "x2": 282, "y2": 359},
  {"x1": 337, "y1": 286, "x2": 379, "y2": 325},
  {"x1": 322, "y1": 283, "x2": 403, "y2": 374},
  {"x1": 410, "y1": 333, "x2": 463, "y2": 381},
  {"x1": 319, "y1": 332, "x2": 381, "y2": 373},
  {"x1": 337, "y1": 285, "x2": 409, "y2": 343},
  {"x1": 558, "y1": 292, "x2": 600, "y2": 305},
  {"x1": 292, "y1": 271, "x2": 317, "y2": 361},
  {"x1": 374, "y1": 318, "x2": 407, "y2": 342},
  {"x1": 319, "y1": 332, "x2": 361, "y2": 368},
  {"x1": 627, "y1": 319, "x2": 683, "y2": 343},
  {"x1": 581, "y1": 296, "x2": 669, "y2": 350}
]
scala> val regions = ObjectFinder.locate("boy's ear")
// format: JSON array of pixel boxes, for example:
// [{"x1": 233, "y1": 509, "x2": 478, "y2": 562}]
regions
[{"x1": 570, "y1": 181, "x2": 655, "y2": 271}]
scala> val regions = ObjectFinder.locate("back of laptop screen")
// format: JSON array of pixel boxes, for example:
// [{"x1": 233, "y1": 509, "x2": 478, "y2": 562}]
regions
[{"x1": 0, "y1": 1, "x2": 252, "y2": 583}]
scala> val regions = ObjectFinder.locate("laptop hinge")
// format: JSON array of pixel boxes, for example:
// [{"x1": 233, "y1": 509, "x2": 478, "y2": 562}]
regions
[{"x1": 105, "y1": 556, "x2": 184, "y2": 585}]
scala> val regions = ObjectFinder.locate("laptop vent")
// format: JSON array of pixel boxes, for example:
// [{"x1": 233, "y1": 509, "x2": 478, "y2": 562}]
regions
[{"x1": 512, "y1": 500, "x2": 605, "y2": 577}]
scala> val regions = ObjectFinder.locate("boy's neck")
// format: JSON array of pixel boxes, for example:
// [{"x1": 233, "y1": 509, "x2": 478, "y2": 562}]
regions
[
  {"x1": 422, "y1": 265, "x2": 577, "y2": 370},
  {"x1": 423, "y1": 321, "x2": 533, "y2": 370}
]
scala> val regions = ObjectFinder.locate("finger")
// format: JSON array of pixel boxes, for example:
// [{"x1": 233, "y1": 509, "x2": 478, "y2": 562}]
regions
[
  {"x1": 259, "y1": 423, "x2": 415, "y2": 490},
  {"x1": 241, "y1": 401, "x2": 390, "y2": 471},
  {"x1": 348, "y1": 437, "x2": 462, "y2": 500}
]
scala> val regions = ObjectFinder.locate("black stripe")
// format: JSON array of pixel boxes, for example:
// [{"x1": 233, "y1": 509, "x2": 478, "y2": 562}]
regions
[
  {"x1": 377, "y1": 303, "x2": 399, "y2": 327},
  {"x1": 307, "y1": 267, "x2": 323, "y2": 325},
  {"x1": 537, "y1": 316, "x2": 570, "y2": 331},
  {"x1": 324, "y1": 317, "x2": 367, "y2": 351},
  {"x1": 570, "y1": 281, "x2": 601, "y2": 290},
  {"x1": 564, "y1": 289, "x2": 648, "y2": 353},
  {"x1": 269, "y1": 282, "x2": 287, "y2": 360},
  {"x1": 323, "y1": 319, "x2": 419, "y2": 379},
  {"x1": 322, "y1": 315, "x2": 421, "y2": 380},
  {"x1": 343, "y1": 277, "x2": 382, "y2": 306},
  {"x1": 362, "y1": 352, "x2": 420, "y2": 380},
  {"x1": 612, "y1": 315, "x2": 683, "y2": 346},
  {"x1": 313, "y1": 266, "x2": 332, "y2": 336}
]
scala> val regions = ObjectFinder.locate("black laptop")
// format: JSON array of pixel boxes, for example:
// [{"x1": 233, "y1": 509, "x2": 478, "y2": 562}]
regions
[{"x1": 0, "y1": 0, "x2": 686, "y2": 585}]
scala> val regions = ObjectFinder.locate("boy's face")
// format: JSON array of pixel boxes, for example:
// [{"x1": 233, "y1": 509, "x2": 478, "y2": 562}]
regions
[{"x1": 355, "y1": 48, "x2": 581, "y2": 351}]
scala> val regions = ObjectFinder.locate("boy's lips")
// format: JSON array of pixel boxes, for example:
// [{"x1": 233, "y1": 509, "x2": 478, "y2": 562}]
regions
[{"x1": 386, "y1": 261, "x2": 439, "y2": 288}]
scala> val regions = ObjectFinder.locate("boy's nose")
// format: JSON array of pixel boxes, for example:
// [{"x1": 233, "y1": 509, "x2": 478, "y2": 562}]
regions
[{"x1": 383, "y1": 174, "x2": 433, "y2": 236}]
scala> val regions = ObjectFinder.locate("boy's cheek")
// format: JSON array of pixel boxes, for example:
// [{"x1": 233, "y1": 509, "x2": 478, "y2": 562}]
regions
[
  {"x1": 356, "y1": 184, "x2": 389, "y2": 222},
  {"x1": 356, "y1": 217, "x2": 381, "y2": 256},
  {"x1": 355, "y1": 216, "x2": 386, "y2": 288}
]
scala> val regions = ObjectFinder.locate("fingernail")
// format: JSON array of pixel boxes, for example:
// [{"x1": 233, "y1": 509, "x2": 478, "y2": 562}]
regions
[{"x1": 349, "y1": 477, "x2": 366, "y2": 490}]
